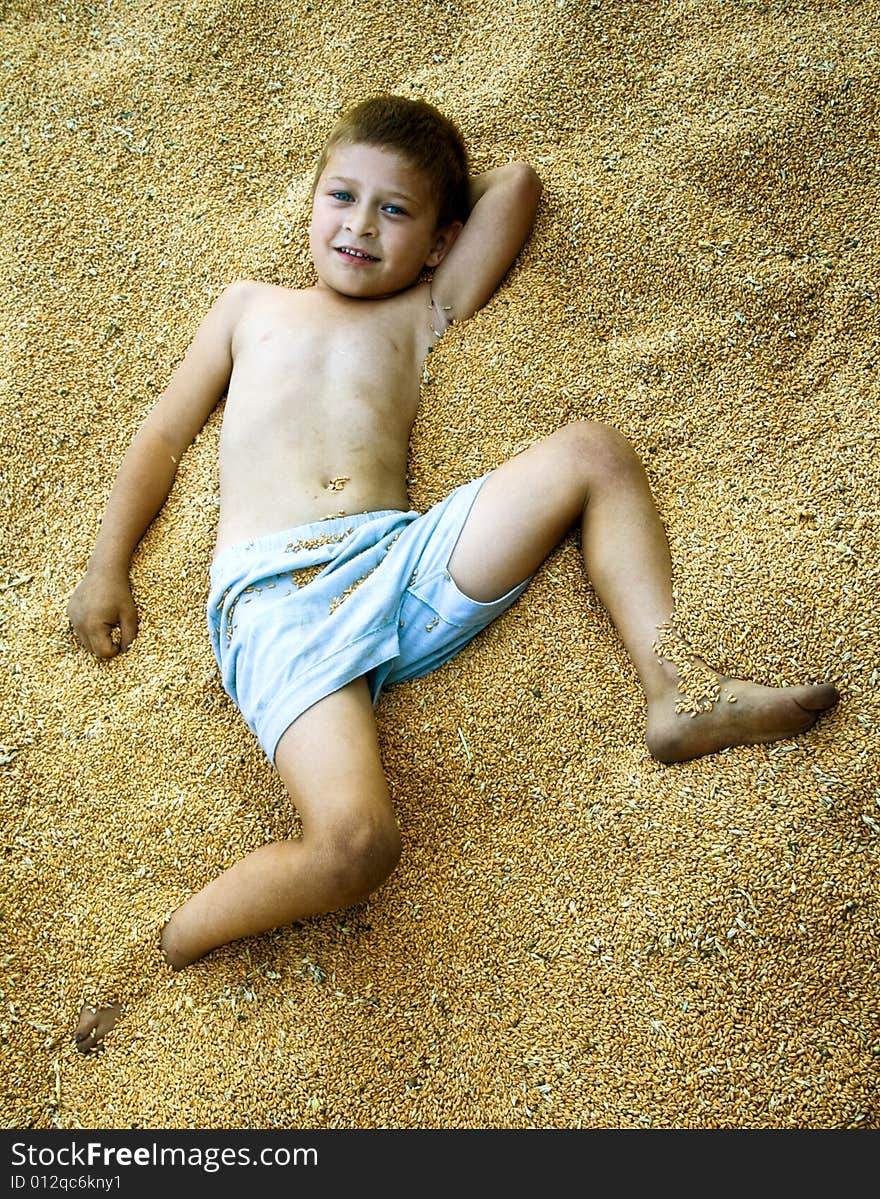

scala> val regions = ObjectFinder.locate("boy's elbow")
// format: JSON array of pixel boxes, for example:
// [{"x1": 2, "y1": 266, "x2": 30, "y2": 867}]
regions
[
  {"x1": 511, "y1": 160, "x2": 542, "y2": 189},
  {"x1": 510, "y1": 161, "x2": 543, "y2": 211}
]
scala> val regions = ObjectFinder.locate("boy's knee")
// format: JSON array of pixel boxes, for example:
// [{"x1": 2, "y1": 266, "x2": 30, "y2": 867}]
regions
[
  {"x1": 320, "y1": 814, "x2": 402, "y2": 905},
  {"x1": 559, "y1": 420, "x2": 637, "y2": 480}
]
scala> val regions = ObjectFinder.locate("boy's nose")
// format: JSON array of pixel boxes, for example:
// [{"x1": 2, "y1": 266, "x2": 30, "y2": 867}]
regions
[{"x1": 343, "y1": 208, "x2": 377, "y2": 238}]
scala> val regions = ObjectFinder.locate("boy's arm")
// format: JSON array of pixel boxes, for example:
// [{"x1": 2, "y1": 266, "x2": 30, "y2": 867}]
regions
[
  {"x1": 429, "y1": 161, "x2": 542, "y2": 329},
  {"x1": 67, "y1": 281, "x2": 250, "y2": 659}
]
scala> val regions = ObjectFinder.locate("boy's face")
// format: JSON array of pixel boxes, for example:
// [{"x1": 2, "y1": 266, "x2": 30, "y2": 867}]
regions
[{"x1": 309, "y1": 142, "x2": 460, "y2": 299}]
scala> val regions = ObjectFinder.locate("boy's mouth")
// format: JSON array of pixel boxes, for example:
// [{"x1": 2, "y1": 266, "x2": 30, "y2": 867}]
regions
[{"x1": 335, "y1": 245, "x2": 380, "y2": 263}]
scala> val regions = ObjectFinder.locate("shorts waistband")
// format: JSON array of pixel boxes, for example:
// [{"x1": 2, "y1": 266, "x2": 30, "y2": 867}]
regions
[{"x1": 210, "y1": 508, "x2": 413, "y2": 579}]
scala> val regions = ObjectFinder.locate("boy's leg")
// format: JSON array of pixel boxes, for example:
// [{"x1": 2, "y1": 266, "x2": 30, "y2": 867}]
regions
[
  {"x1": 160, "y1": 677, "x2": 401, "y2": 970},
  {"x1": 75, "y1": 678, "x2": 399, "y2": 1050},
  {"x1": 447, "y1": 421, "x2": 838, "y2": 762}
]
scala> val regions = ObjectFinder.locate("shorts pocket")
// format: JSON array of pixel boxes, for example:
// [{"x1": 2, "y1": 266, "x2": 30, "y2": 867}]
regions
[{"x1": 410, "y1": 568, "x2": 528, "y2": 630}]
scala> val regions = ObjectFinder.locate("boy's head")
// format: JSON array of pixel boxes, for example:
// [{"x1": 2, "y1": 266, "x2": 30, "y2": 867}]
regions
[
  {"x1": 309, "y1": 95, "x2": 469, "y2": 298},
  {"x1": 312, "y1": 95, "x2": 470, "y2": 228}
]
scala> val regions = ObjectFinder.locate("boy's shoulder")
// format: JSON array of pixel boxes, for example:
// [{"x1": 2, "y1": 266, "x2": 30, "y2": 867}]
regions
[
  {"x1": 220, "y1": 278, "x2": 297, "y2": 306},
  {"x1": 212, "y1": 278, "x2": 313, "y2": 332}
]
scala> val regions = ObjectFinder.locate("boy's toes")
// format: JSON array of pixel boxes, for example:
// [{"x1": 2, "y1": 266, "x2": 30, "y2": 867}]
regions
[
  {"x1": 74, "y1": 1003, "x2": 122, "y2": 1054},
  {"x1": 74, "y1": 1030, "x2": 100, "y2": 1054}
]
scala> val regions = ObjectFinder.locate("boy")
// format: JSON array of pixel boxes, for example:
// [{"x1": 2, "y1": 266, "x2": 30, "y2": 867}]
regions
[{"x1": 67, "y1": 95, "x2": 839, "y2": 1051}]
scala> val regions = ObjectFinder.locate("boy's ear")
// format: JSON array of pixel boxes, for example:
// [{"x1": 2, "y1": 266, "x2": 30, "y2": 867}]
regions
[{"x1": 424, "y1": 221, "x2": 463, "y2": 268}]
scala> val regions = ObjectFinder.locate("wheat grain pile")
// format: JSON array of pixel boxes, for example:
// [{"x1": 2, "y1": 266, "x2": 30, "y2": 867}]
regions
[{"x1": 1, "y1": 0, "x2": 877, "y2": 1130}]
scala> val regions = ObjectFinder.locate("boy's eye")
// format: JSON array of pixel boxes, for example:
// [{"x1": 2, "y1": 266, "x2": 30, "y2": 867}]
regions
[
  {"x1": 330, "y1": 191, "x2": 353, "y2": 202},
  {"x1": 382, "y1": 204, "x2": 406, "y2": 216}
]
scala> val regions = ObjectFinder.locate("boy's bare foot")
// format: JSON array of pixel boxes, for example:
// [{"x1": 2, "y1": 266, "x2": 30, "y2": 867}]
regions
[
  {"x1": 73, "y1": 923, "x2": 183, "y2": 1055},
  {"x1": 74, "y1": 1002, "x2": 122, "y2": 1054},
  {"x1": 646, "y1": 676, "x2": 840, "y2": 763}
]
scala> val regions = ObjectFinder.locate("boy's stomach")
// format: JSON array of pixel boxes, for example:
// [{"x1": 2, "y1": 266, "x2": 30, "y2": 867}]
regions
[
  {"x1": 213, "y1": 463, "x2": 412, "y2": 554},
  {"x1": 213, "y1": 386, "x2": 417, "y2": 552}
]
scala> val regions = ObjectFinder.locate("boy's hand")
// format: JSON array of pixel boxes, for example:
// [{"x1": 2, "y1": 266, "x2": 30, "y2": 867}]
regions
[{"x1": 67, "y1": 569, "x2": 138, "y2": 659}]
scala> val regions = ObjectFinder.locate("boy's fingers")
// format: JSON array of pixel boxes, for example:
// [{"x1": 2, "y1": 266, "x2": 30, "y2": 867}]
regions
[
  {"x1": 118, "y1": 606, "x2": 139, "y2": 652},
  {"x1": 92, "y1": 623, "x2": 121, "y2": 659},
  {"x1": 79, "y1": 614, "x2": 125, "y2": 659},
  {"x1": 68, "y1": 620, "x2": 96, "y2": 655},
  {"x1": 69, "y1": 600, "x2": 138, "y2": 658}
]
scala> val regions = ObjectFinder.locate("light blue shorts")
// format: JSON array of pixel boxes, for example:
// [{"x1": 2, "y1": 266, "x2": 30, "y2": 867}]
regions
[{"x1": 207, "y1": 473, "x2": 529, "y2": 763}]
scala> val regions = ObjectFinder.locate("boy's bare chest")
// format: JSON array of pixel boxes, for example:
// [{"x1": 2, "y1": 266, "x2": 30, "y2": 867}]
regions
[
  {"x1": 220, "y1": 289, "x2": 434, "y2": 470},
  {"x1": 231, "y1": 288, "x2": 429, "y2": 399}
]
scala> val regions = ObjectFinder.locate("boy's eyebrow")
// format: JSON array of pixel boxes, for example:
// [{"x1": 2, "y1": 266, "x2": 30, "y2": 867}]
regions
[{"x1": 323, "y1": 174, "x2": 422, "y2": 206}]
